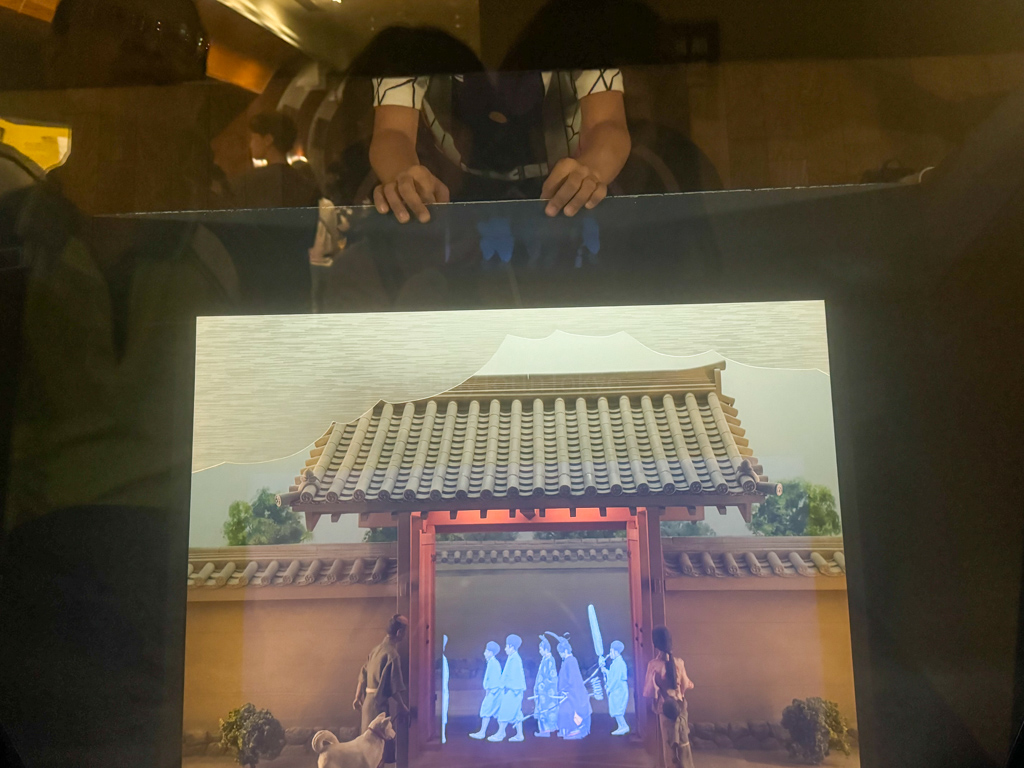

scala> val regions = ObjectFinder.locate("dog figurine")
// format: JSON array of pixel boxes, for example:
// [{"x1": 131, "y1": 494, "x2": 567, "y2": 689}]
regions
[{"x1": 312, "y1": 712, "x2": 396, "y2": 768}]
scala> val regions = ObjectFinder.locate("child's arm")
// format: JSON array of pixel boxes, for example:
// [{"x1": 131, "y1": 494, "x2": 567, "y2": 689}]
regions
[
  {"x1": 542, "y1": 90, "x2": 630, "y2": 217},
  {"x1": 369, "y1": 105, "x2": 449, "y2": 223}
]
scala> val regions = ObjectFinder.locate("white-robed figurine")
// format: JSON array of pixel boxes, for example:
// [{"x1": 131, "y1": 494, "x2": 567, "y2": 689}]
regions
[
  {"x1": 606, "y1": 640, "x2": 630, "y2": 735},
  {"x1": 489, "y1": 634, "x2": 526, "y2": 742},
  {"x1": 470, "y1": 641, "x2": 502, "y2": 739}
]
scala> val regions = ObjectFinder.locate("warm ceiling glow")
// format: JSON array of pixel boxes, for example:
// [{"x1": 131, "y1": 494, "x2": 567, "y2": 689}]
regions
[
  {"x1": 206, "y1": 42, "x2": 275, "y2": 93},
  {"x1": 0, "y1": 0, "x2": 57, "y2": 22}
]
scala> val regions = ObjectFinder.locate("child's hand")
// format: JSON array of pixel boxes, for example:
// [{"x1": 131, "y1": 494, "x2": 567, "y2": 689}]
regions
[
  {"x1": 542, "y1": 158, "x2": 607, "y2": 217},
  {"x1": 373, "y1": 165, "x2": 450, "y2": 223}
]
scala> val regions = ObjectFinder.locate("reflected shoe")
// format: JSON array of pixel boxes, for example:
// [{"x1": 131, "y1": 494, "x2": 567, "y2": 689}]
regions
[
  {"x1": 487, "y1": 732, "x2": 507, "y2": 742},
  {"x1": 612, "y1": 725, "x2": 630, "y2": 736},
  {"x1": 510, "y1": 734, "x2": 524, "y2": 742},
  {"x1": 535, "y1": 731, "x2": 552, "y2": 738},
  {"x1": 469, "y1": 731, "x2": 487, "y2": 740}
]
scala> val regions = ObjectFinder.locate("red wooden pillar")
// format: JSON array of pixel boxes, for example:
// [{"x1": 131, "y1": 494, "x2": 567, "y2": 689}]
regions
[
  {"x1": 637, "y1": 506, "x2": 667, "y2": 765},
  {"x1": 646, "y1": 507, "x2": 667, "y2": 629},
  {"x1": 400, "y1": 512, "x2": 436, "y2": 767},
  {"x1": 396, "y1": 512, "x2": 414, "y2": 768},
  {"x1": 417, "y1": 520, "x2": 436, "y2": 746},
  {"x1": 626, "y1": 517, "x2": 650, "y2": 748}
]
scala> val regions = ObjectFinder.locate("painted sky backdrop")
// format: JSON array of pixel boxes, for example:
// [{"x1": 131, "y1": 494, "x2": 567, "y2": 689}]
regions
[
  {"x1": 189, "y1": 301, "x2": 839, "y2": 546},
  {"x1": 193, "y1": 301, "x2": 829, "y2": 471}
]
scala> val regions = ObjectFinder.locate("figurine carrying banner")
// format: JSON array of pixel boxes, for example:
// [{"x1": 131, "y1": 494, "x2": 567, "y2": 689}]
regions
[
  {"x1": 589, "y1": 604, "x2": 629, "y2": 735},
  {"x1": 441, "y1": 635, "x2": 450, "y2": 744}
]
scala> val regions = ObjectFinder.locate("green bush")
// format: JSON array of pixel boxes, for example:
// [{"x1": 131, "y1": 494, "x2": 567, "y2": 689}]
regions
[
  {"x1": 223, "y1": 488, "x2": 311, "y2": 546},
  {"x1": 781, "y1": 697, "x2": 852, "y2": 764},
  {"x1": 660, "y1": 520, "x2": 716, "y2": 537},
  {"x1": 219, "y1": 703, "x2": 286, "y2": 768},
  {"x1": 748, "y1": 479, "x2": 841, "y2": 536},
  {"x1": 532, "y1": 529, "x2": 626, "y2": 539}
]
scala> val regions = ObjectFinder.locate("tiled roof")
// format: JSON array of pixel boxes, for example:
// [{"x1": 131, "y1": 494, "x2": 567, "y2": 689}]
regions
[
  {"x1": 186, "y1": 538, "x2": 845, "y2": 597},
  {"x1": 661, "y1": 536, "x2": 846, "y2": 579},
  {"x1": 281, "y1": 364, "x2": 776, "y2": 515},
  {"x1": 436, "y1": 539, "x2": 628, "y2": 566},
  {"x1": 186, "y1": 543, "x2": 396, "y2": 591}
]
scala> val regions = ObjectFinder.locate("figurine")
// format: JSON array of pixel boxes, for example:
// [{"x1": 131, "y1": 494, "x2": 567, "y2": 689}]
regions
[
  {"x1": 533, "y1": 635, "x2": 559, "y2": 737},
  {"x1": 489, "y1": 634, "x2": 526, "y2": 742},
  {"x1": 606, "y1": 640, "x2": 630, "y2": 735},
  {"x1": 551, "y1": 633, "x2": 592, "y2": 740},
  {"x1": 469, "y1": 641, "x2": 502, "y2": 739}
]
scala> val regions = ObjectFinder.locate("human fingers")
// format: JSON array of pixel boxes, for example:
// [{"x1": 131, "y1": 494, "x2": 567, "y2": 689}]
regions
[
  {"x1": 398, "y1": 176, "x2": 430, "y2": 223},
  {"x1": 373, "y1": 184, "x2": 390, "y2": 214},
  {"x1": 545, "y1": 170, "x2": 587, "y2": 217},
  {"x1": 563, "y1": 177, "x2": 599, "y2": 217},
  {"x1": 384, "y1": 183, "x2": 410, "y2": 223},
  {"x1": 435, "y1": 179, "x2": 451, "y2": 203},
  {"x1": 584, "y1": 182, "x2": 608, "y2": 210},
  {"x1": 541, "y1": 158, "x2": 575, "y2": 202},
  {"x1": 407, "y1": 166, "x2": 438, "y2": 205}
]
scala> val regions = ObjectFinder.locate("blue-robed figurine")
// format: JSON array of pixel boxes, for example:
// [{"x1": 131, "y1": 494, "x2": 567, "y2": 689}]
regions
[
  {"x1": 470, "y1": 641, "x2": 502, "y2": 739},
  {"x1": 489, "y1": 634, "x2": 526, "y2": 742},
  {"x1": 605, "y1": 640, "x2": 630, "y2": 735},
  {"x1": 552, "y1": 633, "x2": 592, "y2": 740},
  {"x1": 533, "y1": 635, "x2": 559, "y2": 737}
]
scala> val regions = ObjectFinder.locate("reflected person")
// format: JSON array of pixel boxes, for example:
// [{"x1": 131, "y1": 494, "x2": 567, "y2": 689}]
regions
[
  {"x1": 364, "y1": 27, "x2": 630, "y2": 223},
  {"x1": 0, "y1": 3, "x2": 240, "y2": 767},
  {"x1": 233, "y1": 112, "x2": 319, "y2": 209}
]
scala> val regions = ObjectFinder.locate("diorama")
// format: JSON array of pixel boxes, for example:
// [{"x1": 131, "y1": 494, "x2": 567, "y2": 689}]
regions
[{"x1": 184, "y1": 302, "x2": 858, "y2": 768}]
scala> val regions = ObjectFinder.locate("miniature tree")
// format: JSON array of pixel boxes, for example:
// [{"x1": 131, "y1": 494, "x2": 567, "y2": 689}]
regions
[
  {"x1": 224, "y1": 488, "x2": 311, "y2": 546},
  {"x1": 219, "y1": 703, "x2": 286, "y2": 768},
  {"x1": 363, "y1": 527, "x2": 398, "y2": 542},
  {"x1": 660, "y1": 520, "x2": 716, "y2": 537},
  {"x1": 781, "y1": 697, "x2": 852, "y2": 764},
  {"x1": 365, "y1": 528, "x2": 519, "y2": 542},
  {"x1": 532, "y1": 529, "x2": 627, "y2": 539},
  {"x1": 748, "y1": 479, "x2": 841, "y2": 536}
]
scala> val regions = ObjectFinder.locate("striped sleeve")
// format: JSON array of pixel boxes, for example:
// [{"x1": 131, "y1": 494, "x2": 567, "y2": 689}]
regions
[
  {"x1": 372, "y1": 76, "x2": 431, "y2": 109},
  {"x1": 572, "y1": 68, "x2": 624, "y2": 98}
]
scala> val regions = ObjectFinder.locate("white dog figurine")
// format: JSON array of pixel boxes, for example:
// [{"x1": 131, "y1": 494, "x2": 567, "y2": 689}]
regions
[{"x1": 312, "y1": 712, "x2": 396, "y2": 768}]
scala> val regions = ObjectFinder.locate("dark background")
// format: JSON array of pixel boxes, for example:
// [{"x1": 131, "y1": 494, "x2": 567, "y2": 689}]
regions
[{"x1": 2, "y1": 0, "x2": 1024, "y2": 766}]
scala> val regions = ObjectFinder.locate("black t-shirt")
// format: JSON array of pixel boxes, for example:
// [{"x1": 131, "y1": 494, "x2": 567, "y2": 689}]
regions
[{"x1": 232, "y1": 162, "x2": 319, "y2": 209}]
